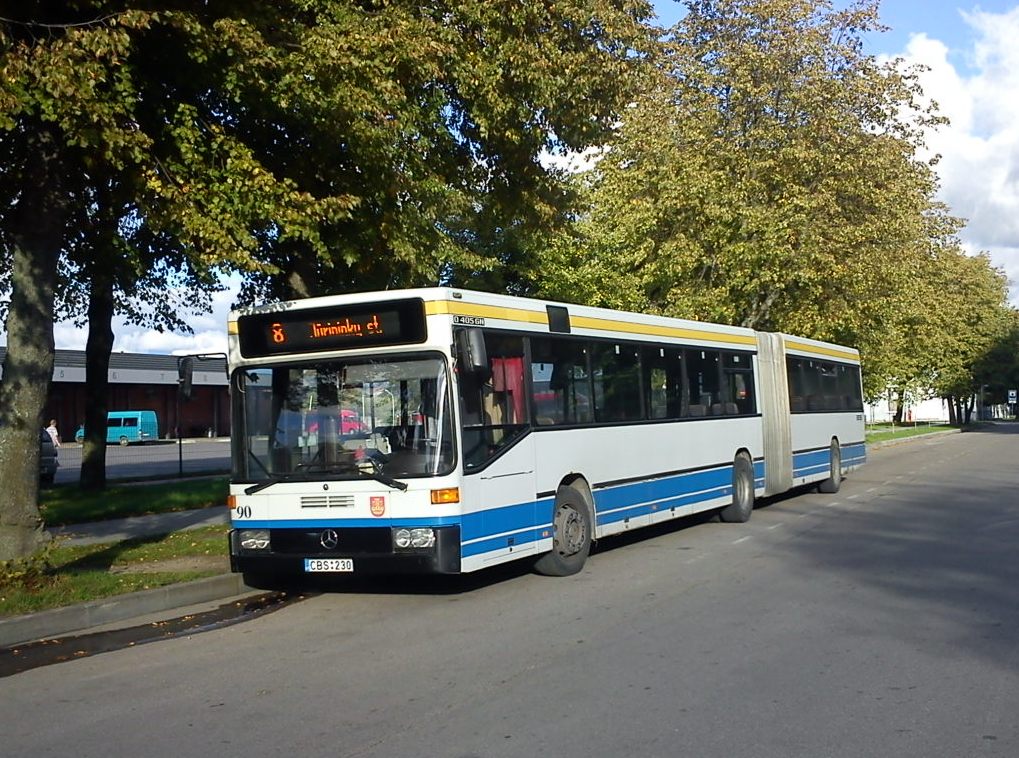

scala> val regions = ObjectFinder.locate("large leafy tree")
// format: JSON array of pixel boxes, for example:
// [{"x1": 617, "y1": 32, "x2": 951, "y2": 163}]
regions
[
  {"x1": 0, "y1": 1, "x2": 654, "y2": 558},
  {"x1": 231, "y1": 1, "x2": 656, "y2": 302},
  {"x1": 538, "y1": 0, "x2": 958, "y2": 393}
]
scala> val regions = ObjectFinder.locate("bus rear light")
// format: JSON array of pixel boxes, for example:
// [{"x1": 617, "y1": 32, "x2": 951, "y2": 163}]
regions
[
  {"x1": 227, "y1": 495, "x2": 238, "y2": 509},
  {"x1": 430, "y1": 487, "x2": 460, "y2": 504}
]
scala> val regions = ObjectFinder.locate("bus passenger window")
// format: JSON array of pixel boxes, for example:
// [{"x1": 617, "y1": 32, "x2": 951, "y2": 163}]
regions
[
  {"x1": 686, "y1": 349, "x2": 721, "y2": 417},
  {"x1": 530, "y1": 337, "x2": 592, "y2": 426}
]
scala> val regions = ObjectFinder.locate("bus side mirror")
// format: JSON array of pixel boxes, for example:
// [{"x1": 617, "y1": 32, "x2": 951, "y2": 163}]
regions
[{"x1": 456, "y1": 329, "x2": 489, "y2": 376}]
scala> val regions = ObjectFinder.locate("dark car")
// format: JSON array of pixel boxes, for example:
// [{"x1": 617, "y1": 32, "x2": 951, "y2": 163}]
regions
[{"x1": 40, "y1": 429, "x2": 59, "y2": 485}]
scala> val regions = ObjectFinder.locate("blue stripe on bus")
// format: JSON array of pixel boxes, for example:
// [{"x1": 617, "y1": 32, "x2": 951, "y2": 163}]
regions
[
  {"x1": 238, "y1": 516, "x2": 462, "y2": 529},
  {"x1": 792, "y1": 443, "x2": 867, "y2": 478},
  {"x1": 461, "y1": 527, "x2": 549, "y2": 558},
  {"x1": 460, "y1": 464, "x2": 745, "y2": 556},
  {"x1": 243, "y1": 448, "x2": 867, "y2": 561},
  {"x1": 594, "y1": 466, "x2": 732, "y2": 526},
  {"x1": 461, "y1": 500, "x2": 550, "y2": 542}
]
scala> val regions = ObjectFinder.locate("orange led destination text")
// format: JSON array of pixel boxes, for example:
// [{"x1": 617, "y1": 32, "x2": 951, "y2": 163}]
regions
[{"x1": 310, "y1": 314, "x2": 383, "y2": 340}]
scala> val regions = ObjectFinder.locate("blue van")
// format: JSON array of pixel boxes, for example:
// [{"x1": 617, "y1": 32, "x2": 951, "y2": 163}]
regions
[{"x1": 75, "y1": 410, "x2": 159, "y2": 445}]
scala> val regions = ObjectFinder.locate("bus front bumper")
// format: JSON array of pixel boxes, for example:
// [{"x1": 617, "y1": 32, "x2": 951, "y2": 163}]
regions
[{"x1": 229, "y1": 525, "x2": 462, "y2": 576}]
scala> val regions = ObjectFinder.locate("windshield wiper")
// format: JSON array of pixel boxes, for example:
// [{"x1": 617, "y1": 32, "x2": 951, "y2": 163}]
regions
[
  {"x1": 244, "y1": 473, "x2": 298, "y2": 495},
  {"x1": 360, "y1": 458, "x2": 409, "y2": 492},
  {"x1": 248, "y1": 459, "x2": 409, "y2": 493}
]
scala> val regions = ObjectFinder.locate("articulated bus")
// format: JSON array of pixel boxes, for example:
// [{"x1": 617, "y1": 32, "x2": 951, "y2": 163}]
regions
[{"x1": 226, "y1": 288, "x2": 865, "y2": 579}]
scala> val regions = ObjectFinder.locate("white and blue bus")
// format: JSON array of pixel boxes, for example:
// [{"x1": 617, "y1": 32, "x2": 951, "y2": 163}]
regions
[{"x1": 226, "y1": 288, "x2": 865, "y2": 578}]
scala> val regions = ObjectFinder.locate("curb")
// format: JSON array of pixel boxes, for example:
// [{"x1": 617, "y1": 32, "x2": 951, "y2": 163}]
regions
[{"x1": 0, "y1": 573, "x2": 249, "y2": 648}]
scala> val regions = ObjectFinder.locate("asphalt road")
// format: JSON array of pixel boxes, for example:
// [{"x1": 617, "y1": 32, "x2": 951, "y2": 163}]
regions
[
  {"x1": 6, "y1": 427, "x2": 1019, "y2": 757},
  {"x1": 52, "y1": 438, "x2": 230, "y2": 483}
]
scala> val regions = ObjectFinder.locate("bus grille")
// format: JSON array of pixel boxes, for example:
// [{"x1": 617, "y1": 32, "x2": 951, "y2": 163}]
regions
[
  {"x1": 270, "y1": 528, "x2": 392, "y2": 555},
  {"x1": 300, "y1": 494, "x2": 356, "y2": 509}
]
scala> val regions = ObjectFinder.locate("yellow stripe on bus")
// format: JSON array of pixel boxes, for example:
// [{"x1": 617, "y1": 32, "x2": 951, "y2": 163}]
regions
[
  {"x1": 784, "y1": 339, "x2": 859, "y2": 362},
  {"x1": 426, "y1": 299, "x2": 757, "y2": 347},
  {"x1": 425, "y1": 300, "x2": 549, "y2": 324},
  {"x1": 570, "y1": 315, "x2": 757, "y2": 346}
]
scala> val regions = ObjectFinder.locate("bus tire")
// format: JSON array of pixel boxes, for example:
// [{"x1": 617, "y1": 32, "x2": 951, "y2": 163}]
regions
[
  {"x1": 819, "y1": 440, "x2": 841, "y2": 493},
  {"x1": 719, "y1": 452, "x2": 754, "y2": 523},
  {"x1": 119, "y1": 436, "x2": 129, "y2": 446},
  {"x1": 534, "y1": 485, "x2": 592, "y2": 577}
]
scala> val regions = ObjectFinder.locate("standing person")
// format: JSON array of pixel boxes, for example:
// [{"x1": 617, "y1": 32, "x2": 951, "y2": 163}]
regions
[{"x1": 45, "y1": 419, "x2": 61, "y2": 448}]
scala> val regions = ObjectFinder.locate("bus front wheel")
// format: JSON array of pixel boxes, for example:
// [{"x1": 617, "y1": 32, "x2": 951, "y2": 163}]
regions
[
  {"x1": 534, "y1": 485, "x2": 592, "y2": 577},
  {"x1": 719, "y1": 452, "x2": 754, "y2": 523},
  {"x1": 819, "y1": 440, "x2": 841, "y2": 493},
  {"x1": 119, "y1": 436, "x2": 129, "y2": 446}
]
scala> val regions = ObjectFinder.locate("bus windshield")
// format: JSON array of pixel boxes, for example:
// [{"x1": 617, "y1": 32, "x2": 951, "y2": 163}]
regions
[{"x1": 233, "y1": 353, "x2": 455, "y2": 482}]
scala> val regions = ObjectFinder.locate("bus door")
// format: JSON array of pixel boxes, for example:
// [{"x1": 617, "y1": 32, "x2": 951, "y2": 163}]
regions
[{"x1": 457, "y1": 331, "x2": 536, "y2": 562}]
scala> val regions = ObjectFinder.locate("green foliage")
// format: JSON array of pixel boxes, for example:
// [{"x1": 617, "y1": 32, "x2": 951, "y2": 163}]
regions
[
  {"x1": 1, "y1": 2, "x2": 655, "y2": 556},
  {"x1": 536, "y1": 0, "x2": 1016, "y2": 400},
  {"x1": 0, "y1": 540, "x2": 56, "y2": 593}
]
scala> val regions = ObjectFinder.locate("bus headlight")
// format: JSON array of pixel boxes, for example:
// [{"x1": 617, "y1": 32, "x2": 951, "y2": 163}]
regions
[
  {"x1": 238, "y1": 529, "x2": 271, "y2": 550},
  {"x1": 393, "y1": 527, "x2": 436, "y2": 550}
]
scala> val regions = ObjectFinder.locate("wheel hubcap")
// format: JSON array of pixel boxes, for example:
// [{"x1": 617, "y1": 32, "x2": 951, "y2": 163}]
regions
[{"x1": 555, "y1": 505, "x2": 586, "y2": 556}]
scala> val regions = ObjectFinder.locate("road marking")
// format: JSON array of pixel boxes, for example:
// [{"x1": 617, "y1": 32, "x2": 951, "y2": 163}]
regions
[
  {"x1": 767, "y1": 523, "x2": 783, "y2": 530},
  {"x1": 732, "y1": 536, "x2": 752, "y2": 544}
]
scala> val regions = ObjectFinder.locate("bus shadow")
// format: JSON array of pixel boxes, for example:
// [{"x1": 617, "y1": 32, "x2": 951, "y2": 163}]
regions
[
  {"x1": 249, "y1": 559, "x2": 538, "y2": 596},
  {"x1": 261, "y1": 509, "x2": 736, "y2": 597}
]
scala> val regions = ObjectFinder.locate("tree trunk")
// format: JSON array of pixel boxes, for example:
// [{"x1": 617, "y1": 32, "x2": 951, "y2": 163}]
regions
[
  {"x1": 946, "y1": 396, "x2": 958, "y2": 426},
  {"x1": 892, "y1": 388, "x2": 905, "y2": 425},
  {"x1": 80, "y1": 267, "x2": 116, "y2": 491},
  {"x1": 0, "y1": 127, "x2": 66, "y2": 559}
]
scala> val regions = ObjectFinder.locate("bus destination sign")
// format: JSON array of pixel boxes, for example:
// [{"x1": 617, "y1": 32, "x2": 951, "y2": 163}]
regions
[{"x1": 238, "y1": 299, "x2": 427, "y2": 358}]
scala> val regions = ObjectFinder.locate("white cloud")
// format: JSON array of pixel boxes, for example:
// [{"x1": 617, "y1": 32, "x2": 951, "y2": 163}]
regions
[
  {"x1": 48, "y1": 275, "x2": 241, "y2": 356},
  {"x1": 900, "y1": 8, "x2": 1019, "y2": 302}
]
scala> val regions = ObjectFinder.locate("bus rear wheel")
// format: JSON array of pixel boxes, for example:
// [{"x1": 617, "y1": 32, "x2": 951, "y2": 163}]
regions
[
  {"x1": 719, "y1": 452, "x2": 754, "y2": 523},
  {"x1": 534, "y1": 485, "x2": 592, "y2": 577},
  {"x1": 819, "y1": 440, "x2": 841, "y2": 493}
]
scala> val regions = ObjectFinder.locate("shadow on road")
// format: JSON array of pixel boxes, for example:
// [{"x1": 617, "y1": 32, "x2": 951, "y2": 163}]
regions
[{"x1": 773, "y1": 429, "x2": 1019, "y2": 671}]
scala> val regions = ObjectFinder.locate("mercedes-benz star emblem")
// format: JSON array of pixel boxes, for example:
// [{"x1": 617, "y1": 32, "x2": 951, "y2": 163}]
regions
[{"x1": 319, "y1": 529, "x2": 339, "y2": 550}]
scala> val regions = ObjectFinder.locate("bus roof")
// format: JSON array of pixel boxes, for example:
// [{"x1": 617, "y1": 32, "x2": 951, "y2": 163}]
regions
[{"x1": 228, "y1": 287, "x2": 859, "y2": 362}]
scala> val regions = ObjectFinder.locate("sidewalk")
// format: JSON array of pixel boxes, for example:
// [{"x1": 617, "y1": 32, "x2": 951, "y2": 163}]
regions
[
  {"x1": 1, "y1": 506, "x2": 247, "y2": 649},
  {"x1": 48, "y1": 504, "x2": 231, "y2": 546}
]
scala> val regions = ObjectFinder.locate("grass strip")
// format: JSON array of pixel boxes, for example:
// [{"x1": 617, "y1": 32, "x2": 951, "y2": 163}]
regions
[
  {"x1": 0, "y1": 526, "x2": 230, "y2": 618},
  {"x1": 40, "y1": 477, "x2": 228, "y2": 527},
  {"x1": 865, "y1": 422, "x2": 955, "y2": 444}
]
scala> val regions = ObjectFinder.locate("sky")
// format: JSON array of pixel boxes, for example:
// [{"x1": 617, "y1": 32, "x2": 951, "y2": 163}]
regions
[{"x1": 5, "y1": 0, "x2": 1019, "y2": 356}]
